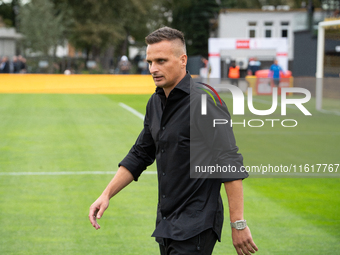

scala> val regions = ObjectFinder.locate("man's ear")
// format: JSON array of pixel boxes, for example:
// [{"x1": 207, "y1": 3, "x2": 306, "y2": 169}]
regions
[{"x1": 180, "y1": 54, "x2": 187, "y2": 69}]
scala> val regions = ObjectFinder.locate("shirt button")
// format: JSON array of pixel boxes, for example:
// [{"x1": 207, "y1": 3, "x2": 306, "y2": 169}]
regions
[
  {"x1": 163, "y1": 216, "x2": 166, "y2": 220},
  {"x1": 162, "y1": 172, "x2": 166, "y2": 176},
  {"x1": 161, "y1": 149, "x2": 165, "y2": 153},
  {"x1": 162, "y1": 195, "x2": 166, "y2": 198},
  {"x1": 162, "y1": 126, "x2": 166, "y2": 130}
]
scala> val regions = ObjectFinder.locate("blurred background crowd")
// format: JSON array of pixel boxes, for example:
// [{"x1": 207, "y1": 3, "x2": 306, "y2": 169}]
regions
[{"x1": 0, "y1": 54, "x2": 26, "y2": 73}]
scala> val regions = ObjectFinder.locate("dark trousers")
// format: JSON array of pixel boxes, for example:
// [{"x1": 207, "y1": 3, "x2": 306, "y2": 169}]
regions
[
  {"x1": 273, "y1": 78, "x2": 280, "y2": 86},
  {"x1": 159, "y1": 229, "x2": 218, "y2": 255},
  {"x1": 230, "y1": 78, "x2": 239, "y2": 87}
]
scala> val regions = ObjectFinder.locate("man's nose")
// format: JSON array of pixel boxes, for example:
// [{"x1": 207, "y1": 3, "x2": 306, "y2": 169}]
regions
[{"x1": 149, "y1": 63, "x2": 158, "y2": 74}]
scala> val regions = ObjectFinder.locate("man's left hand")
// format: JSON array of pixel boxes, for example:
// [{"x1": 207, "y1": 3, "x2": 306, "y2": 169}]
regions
[{"x1": 232, "y1": 226, "x2": 258, "y2": 255}]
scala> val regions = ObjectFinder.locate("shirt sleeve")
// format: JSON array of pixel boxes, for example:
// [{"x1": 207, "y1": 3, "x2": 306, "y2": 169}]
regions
[
  {"x1": 192, "y1": 92, "x2": 248, "y2": 182},
  {"x1": 213, "y1": 100, "x2": 248, "y2": 182},
  {"x1": 119, "y1": 101, "x2": 156, "y2": 181}
]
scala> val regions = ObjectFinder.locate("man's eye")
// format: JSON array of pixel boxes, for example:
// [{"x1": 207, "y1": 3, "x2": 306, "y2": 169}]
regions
[{"x1": 159, "y1": 60, "x2": 165, "y2": 63}]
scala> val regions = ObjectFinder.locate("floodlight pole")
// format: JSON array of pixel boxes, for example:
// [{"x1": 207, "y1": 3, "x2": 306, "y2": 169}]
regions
[{"x1": 316, "y1": 19, "x2": 340, "y2": 111}]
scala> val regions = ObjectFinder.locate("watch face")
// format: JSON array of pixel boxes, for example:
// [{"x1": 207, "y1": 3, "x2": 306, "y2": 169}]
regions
[
  {"x1": 236, "y1": 221, "x2": 246, "y2": 230},
  {"x1": 231, "y1": 220, "x2": 247, "y2": 229}
]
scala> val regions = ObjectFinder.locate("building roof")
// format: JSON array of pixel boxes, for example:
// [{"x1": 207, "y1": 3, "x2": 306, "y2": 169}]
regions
[
  {"x1": 0, "y1": 28, "x2": 22, "y2": 39},
  {"x1": 219, "y1": 8, "x2": 323, "y2": 14}
]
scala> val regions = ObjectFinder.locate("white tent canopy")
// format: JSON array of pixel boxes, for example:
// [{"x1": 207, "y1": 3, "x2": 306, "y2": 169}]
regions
[{"x1": 208, "y1": 38, "x2": 289, "y2": 79}]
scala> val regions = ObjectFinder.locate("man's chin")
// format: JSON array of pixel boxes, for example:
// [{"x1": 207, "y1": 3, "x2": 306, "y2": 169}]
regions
[{"x1": 154, "y1": 82, "x2": 166, "y2": 88}]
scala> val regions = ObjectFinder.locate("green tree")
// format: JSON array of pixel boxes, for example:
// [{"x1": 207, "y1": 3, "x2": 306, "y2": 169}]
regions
[
  {"x1": 166, "y1": 0, "x2": 220, "y2": 57},
  {"x1": 19, "y1": 0, "x2": 64, "y2": 72},
  {"x1": 52, "y1": 0, "x2": 157, "y2": 69},
  {"x1": 220, "y1": 0, "x2": 262, "y2": 8},
  {"x1": 0, "y1": 0, "x2": 14, "y2": 27}
]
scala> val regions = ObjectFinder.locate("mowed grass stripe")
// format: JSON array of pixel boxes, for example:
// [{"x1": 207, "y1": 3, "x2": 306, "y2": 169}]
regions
[
  {"x1": 215, "y1": 180, "x2": 340, "y2": 255},
  {"x1": 0, "y1": 94, "x2": 144, "y2": 173},
  {"x1": 0, "y1": 174, "x2": 159, "y2": 254},
  {"x1": 244, "y1": 178, "x2": 340, "y2": 238},
  {"x1": 234, "y1": 181, "x2": 339, "y2": 254}
]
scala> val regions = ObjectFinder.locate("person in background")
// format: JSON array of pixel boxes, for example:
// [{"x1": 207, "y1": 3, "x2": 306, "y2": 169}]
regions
[
  {"x1": 247, "y1": 58, "x2": 261, "y2": 76},
  {"x1": 0, "y1": 56, "x2": 10, "y2": 73},
  {"x1": 11, "y1": 56, "x2": 21, "y2": 73},
  {"x1": 269, "y1": 59, "x2": 284, "y2": 87},
  {"x1": 18, "y1": 55, "x2": 27, "y2": 73},
  {"x1": 201, "y1": 57, "x2": 208, "y2": 69},
  {"x1": 228, "y1": 61, "x2": 240, "y2": 87},
  {"x1": 139, "y1": 58, "x2": 149, "y2": 74},
  {"x1": 118, "y1": 55, "x2": 132, "y2": 74}
]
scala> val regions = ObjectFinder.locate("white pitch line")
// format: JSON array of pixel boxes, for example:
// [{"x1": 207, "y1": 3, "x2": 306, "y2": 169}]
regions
[
  {"x1": 0, "y1": 171, "x2": 157, "y2": 176},
  {"x1": 317, "y1": 109, "x2": 340, "y2": 116},
  {"x1": 119, "y1": 102, "x2": 145, "y2": 120}
]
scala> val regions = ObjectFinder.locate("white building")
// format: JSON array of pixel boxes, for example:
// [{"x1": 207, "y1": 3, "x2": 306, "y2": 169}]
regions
[
  {"x1": 216, "y1": 7, "x2": 327, "y2": 67},
  {"x1": 0, "y1": 27, "x2": 22, "y2": 57}
]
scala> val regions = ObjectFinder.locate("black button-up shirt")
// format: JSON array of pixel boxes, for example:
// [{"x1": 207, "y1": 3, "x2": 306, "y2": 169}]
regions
[{"x1": 119, "y1": 73, "x2": 247, "y2": 242}]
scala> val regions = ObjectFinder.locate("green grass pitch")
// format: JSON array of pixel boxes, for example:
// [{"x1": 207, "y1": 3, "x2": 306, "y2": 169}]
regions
[{"x1": 0, "y1": 92, "x2": 339, "y2": 254}]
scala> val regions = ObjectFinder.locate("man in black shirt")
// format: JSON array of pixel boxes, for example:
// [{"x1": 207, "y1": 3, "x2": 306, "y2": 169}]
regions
[{"x1": 89, "y1": 27, "x2": 258, "y2": 255}]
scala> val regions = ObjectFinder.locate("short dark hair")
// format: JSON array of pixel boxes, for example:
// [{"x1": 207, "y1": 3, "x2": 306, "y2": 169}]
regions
[{"x1": 145, "y1": 26, "x2": 185, "y2": 46}]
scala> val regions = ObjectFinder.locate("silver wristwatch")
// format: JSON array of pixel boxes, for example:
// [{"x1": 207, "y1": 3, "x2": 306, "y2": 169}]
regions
[{"x1": 230, "y1": 220, "x2": 247, "y2": 230}]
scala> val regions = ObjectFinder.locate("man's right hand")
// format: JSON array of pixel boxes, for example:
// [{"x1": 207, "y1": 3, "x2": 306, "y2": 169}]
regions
[
  {"x1": 88, "y1": 166, "x2": 134, "y2": 230},
  {"x1": 89, "y1": 196, "x2": 110, "y2": 230}
]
